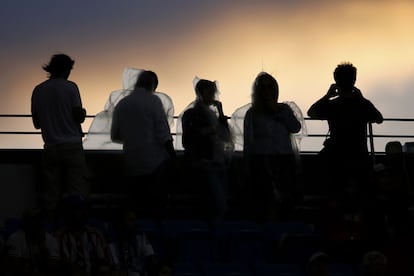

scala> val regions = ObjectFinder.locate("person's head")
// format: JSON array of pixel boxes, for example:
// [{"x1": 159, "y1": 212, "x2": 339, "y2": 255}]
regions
[
  {"x1": 195, "y1": 79, "x2": 217, "y2": 106},
  {"x1": 135, "y1": 70, "x2": 158, "y2": 92},
  {"x1": 252, "y1": 72, "x2": 279, "y2": 110},
  {"x1": 43, "y1": 53, "x2": 74, "y2": 79},
  {"x1": 333, "y1": 62, "x2": 357, "y2": 91}
]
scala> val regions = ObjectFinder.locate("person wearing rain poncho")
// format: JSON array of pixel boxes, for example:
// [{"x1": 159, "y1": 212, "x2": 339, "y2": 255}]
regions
[
  {"x1": 243, "y1": 72, "x2": 302, "y2": 221},
  {"x1": 83, "y1": 68, "x2": 174, "y2": 150},
  {"x1": 111, "y1": 70, "x2": 176, "y2": 219},
  {"x1": 181, "y1": 78, "x2": 233, "y2": 220}
]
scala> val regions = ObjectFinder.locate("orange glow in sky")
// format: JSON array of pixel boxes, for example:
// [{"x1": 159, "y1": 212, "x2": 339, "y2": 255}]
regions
[{"x1": 1, "y1": 1, "x2": 414, "y2": 149}]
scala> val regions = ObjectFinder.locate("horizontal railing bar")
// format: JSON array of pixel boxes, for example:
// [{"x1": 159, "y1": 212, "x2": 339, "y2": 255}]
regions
[
  {"x1": 0, "y1": 114, "x2": 32, "y2": 118},
  {"x1": 1, "y1": 114, "x2": 414, "y2": 154},
  {"x1": 306, "y1": 134, "x2": 414, "y2": 138},
  {"x1": 1, "y1": 114, "x2": 414, "y2": 122},
  {"x1": 0, "y1": 114, "x2": 95, "y2": 118},
  {"x1": 1, "y1": 132, "x2": 414, "y2": 139},
  {"x1": 0, "y1": 131, "x2": 42, "y2": 135},
  {"x1": 305, "y1": 117, "x2": 414, "y2": 122}
]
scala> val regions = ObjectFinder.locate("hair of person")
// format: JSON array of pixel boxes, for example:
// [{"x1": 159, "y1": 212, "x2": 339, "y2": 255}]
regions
[
  {"x1": 135, "y1": 70, "x2": 158, "y2": 91},
  {"x1": 251, "y1": 72, "x2": 279, "y2": 111},
  {"x1": 42, "y1": 54, "x2": 74, "y2": 76},
  {"x1": 195, "y1": 79, "x2": 216, "y2": 96},
  {"x1": 333, "y1": 62, "x2": 357, "y2": 88}
]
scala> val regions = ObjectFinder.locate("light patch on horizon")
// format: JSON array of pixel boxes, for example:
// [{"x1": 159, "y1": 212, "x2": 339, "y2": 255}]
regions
[
  {"x1": 1, "y1": 1, "x2": 414, "y2": 149},
  {"x1": 133, "y1": 1, "x2": 414, "y2": 114}
]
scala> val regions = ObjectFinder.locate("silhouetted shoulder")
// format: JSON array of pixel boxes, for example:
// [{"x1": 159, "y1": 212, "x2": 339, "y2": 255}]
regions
[{"x1": 277, "y1": 102, "x2": 293, "y2": 112}]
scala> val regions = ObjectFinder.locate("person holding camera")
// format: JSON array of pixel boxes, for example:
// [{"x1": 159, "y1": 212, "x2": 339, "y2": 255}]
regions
[{"x1": 307, "y1": 62, "x2": 383, "y2": 208}]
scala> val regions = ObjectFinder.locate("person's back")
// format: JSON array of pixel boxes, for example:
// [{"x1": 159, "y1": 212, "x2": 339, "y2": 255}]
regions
[
  {"x1": 31, "y1": 54, "x2": 89, "y2": 220},
  {"x1": 112, "y1": 86, "x2": 172, "y2": 176},
  {"x1": 111, "y1": 70, "x2": 175, "y2": 218},
  {"x1": 32, "y1": 78, "x2": 84, "y2": 145},
  {"x1": 31, "y1": 54, "x2": 86, "y2": 146},
  {"x1": 244, "y1": 102, "x2": 300, "y2": 156},
  {"x1": 242, "y1": 72, "x2": 301, "y2": 221},
  {"x1": 182, "y1": 102, "x2": 222, "y2": 162}
]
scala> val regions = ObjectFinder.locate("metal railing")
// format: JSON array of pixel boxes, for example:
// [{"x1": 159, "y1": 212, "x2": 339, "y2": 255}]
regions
[{"x1": 1, "y1": 114, "x2": 414, "y2": 153}]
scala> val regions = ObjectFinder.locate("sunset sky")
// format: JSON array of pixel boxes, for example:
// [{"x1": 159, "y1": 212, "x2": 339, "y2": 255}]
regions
[{"x1": 1, "y1": 0, "x2": 414, "y2": 149}]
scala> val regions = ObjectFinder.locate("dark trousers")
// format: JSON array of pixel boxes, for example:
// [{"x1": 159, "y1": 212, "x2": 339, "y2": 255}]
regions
[
  {"x1": 41, "y1": 142, "x2": 90, "y2": 216},
  {"x1": 246, "y1": 154, "x2": 297, "y2": 221},
  {"x1": 126, "y1": 161, "x2": 170, "y2": 219}
]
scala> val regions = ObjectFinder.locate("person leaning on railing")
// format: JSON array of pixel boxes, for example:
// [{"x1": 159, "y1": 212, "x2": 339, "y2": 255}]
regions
[{"x1": 31, "y1": 53, "x2": 90, "y2": 220}]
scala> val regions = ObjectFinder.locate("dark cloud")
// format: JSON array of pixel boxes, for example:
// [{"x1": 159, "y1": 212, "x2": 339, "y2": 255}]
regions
[{"x1": 0, "y1": 0, "x2": 316, "y2": 46}]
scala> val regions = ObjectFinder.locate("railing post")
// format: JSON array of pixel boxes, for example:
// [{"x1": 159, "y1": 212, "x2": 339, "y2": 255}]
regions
[{"x1": 368, "y1": 122, "x2": 376, "y2": 165}]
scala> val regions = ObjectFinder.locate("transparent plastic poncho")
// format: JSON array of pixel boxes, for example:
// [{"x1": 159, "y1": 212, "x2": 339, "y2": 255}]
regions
[
  {"x1": 83, "y1": 68, "x2": 174, "y2": 150},
  {"x1": 175, "y1": 77, "x2": 234, "y2": 157},
  {"x1": 229, "y1": 101, "x2": 307, "y2": 157}
]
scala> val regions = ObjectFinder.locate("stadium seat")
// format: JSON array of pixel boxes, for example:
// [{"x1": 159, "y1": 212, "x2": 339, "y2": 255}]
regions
[
  {"x1": 202, "y1": 263, "x2": 251, "y2": 276},
  {"x1": 252, "y1": 263, "x2": 304, "y2": 276}
]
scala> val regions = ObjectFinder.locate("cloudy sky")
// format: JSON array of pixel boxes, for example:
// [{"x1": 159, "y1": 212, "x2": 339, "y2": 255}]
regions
[{"x1": 1, "y1": 0, "x2": 414, "y2": 149}]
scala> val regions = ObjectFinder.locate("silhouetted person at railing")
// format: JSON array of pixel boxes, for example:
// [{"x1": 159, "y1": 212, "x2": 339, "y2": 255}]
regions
[
  {"x1": 111, "y1": 70, "x2": 176, "y2": 219},
  {"x1": 31, "y1": 53, "x2": 90, "y2": 221},
  {"x1": 307, "y1": 62, "x2": 383, "y2": 209},
  {"x1": 243, "y1": 72, "x2": 302, "y2": 221},
  {"x1": 181, "y1": 78, "x2": 233, "y2": 220}
]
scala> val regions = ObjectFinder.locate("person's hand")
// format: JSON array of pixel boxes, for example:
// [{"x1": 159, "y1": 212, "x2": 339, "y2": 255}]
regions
[
  {"x1": 326, "y1": 83, "x2": 339, "y2": 98},
  {"x1": 214, "y1": 100, "x2": 224, "y2": 116}
]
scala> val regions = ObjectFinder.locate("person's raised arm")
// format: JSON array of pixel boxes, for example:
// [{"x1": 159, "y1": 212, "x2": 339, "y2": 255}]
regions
[
  {"x1": 353, "y1": 87, "x2": 384, "y2": 124},
  {"x1": 212, "y1": 100, "x2": 229, "y2": 126},
  {"x1": 307, "y1": 84, "x2": 337, "y2": 119}
]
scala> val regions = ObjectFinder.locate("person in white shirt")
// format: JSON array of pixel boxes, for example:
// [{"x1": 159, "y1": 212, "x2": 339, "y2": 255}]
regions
[
  {"x1": 111, "y1": 70, "x2": 176, "y2": 219},
  {"x1": 31, "y1": 54, "x2": 90, "y2": 220}
]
